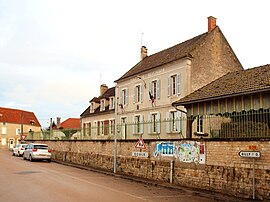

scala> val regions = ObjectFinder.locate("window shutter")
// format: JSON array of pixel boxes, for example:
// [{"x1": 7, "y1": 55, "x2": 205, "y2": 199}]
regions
[
  {"x1": 149, "y1": 81, "x2": 153, "y2": 95},
  {"x1": 119, "y1": 90, "x2": 123, "y2": 105},
  {"x1": 140, "y1": 85, "x2": 143, "y2": 103},
  {"x1": 104, "y1": 120, "x2": 109, "y2": 135},
  {"x1": 166, "y1": 112, "x2": 170, "y2": 133},
  {"x1": 157, "y1": 112, "x2": 161, "y2": 134},
  {"x1": 97, "y1": 121, "x2": 100, "y2": 136},
  {"x1": 177, "y1": 74, "x2": 181, "y2": 95},
  {"x1": 176, "y1": 111, "x2": 182, "y2": 132},
  {"x1": 148, "y1": 113, "x2": 151, "y2": 134},
  {"x1": 133, "y1": 86, "x2": 136, "y2": 103},
  {"x1": 132, "y1": 116, "x2": 135, "y2": 134},
  {"x1": 126, "y1": 88, "x2": 129, "y2": 105},
  {"x1": 167, "y1": 76, "x2": 171, "y2": 97},
  {"x1": 157, "y1": 79, "x2": 160, "y2": 99},
  {"x1": 140, "y1": 115, "x2": 144, "y2": 133}
]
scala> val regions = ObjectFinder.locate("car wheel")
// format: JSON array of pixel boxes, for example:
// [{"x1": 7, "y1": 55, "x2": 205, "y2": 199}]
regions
[
  {"x1": 23, "y1": 155, "x2": 26, "y2": 160},
  {"x1": 29, "y1": 155, "x2": 34, "y2": 162},
  {"x1": 12, "y1": 152, "x2": 15, "y2": 156},
  {"x1": 47, "y1": 159, "x2": 51, "y2": 163}
]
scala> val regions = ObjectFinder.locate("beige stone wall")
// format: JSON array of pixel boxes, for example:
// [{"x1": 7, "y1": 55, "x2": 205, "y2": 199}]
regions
[
  {"x1": 33, "y1": 139, "x2": 270, "y2": 200},
  {"x1": 190, "y1": 27, "x2": 243, "y2": 93}
]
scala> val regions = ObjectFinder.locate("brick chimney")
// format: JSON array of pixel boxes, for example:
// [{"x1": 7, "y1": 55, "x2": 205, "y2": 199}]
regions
[
  {"x1": 140, "y1": 46, "x2": 148, "y2": 60},
  {"x1": 100, "y1": 84, "x2": 108, "y2": 96},
  {"x1": 208, "y1": 16, "x2": 217, "y2": 32},
  {"x1": 56, "y1": 117, "x2": 61, "y2": 128}
]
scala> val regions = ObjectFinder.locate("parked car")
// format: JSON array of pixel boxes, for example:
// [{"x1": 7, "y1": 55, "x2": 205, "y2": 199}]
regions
[
  {"x1": 12, "y1": 144, "x2": 28, "y2": 157},
  {"x1": 23, "y1": 143, "x2": 52, "y2": 162}
]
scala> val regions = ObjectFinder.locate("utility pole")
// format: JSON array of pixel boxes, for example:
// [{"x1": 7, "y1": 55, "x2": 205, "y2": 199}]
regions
[{"x1": 49, "y1": 118, "x2": 52, "y2": 140}]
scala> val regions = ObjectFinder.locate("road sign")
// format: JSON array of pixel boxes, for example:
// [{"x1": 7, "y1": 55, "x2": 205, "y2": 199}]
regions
[
  {"x1": 21, "y1": 134, "x2": 27, "y2": 141},
  {"x1": 132, "y1": 152, "x2": 149, "y2": 157},
  {"x1": 239, "y1": 151, "x2": 261, "y2": 158},
  {"x1": 135, "y1": 137, "x2": 146, "y2": 149}
]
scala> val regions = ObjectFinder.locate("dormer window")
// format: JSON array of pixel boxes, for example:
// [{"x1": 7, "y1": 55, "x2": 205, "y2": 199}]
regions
[
  {"x1": 100, "y1": 99, "x2": 105, "y2": 111},
  {"x1": 90, "y1": 103, "x2": 94, "y2": 113},
  {"x1": 109, "y1": 97, "x2": 115, "y2": 109}
]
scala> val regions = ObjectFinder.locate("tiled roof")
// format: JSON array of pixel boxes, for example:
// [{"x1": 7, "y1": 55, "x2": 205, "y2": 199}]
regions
[
  {"x1": 172, "y1": 64, "x2": 270, "y2": 105},
  {"x1": 115, "y1": 30, "x2": 210, "y2": 82},
  {"x1": 90, "y1": 97, "x2": 100, "y2": 103},
  {"x1": 59, "y1": 118, "x2": 80, "y2": 129},
  {"x1": 0, "y1": 107, "x2": 41, "y2": 127}
]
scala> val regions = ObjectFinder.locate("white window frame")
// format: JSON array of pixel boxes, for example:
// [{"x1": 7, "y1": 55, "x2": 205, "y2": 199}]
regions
[
  {"x1": 197, "y1": 115, "x2": 203, "y2": 133},
  {"x1": 133, "y1": 84, "x2": 143, "y2": 103},
  {"x1": 100, "y1": 120, "x2": 105, "y2": 136},
  {"x1": 109, "y1": 119, "x2": 115, "y2": 135},
  {"x1": 90, "y1": 103, "x2": 94, "y2": 113},
  {"x1": 120, "y1": 88, "x2": 129, "y2": 106},
  {"x1": 109, "y1": 97, "x2": 115, "y2": 110},
  {"x1": 16, "y1": 128, "x2": 21, "y2": 135},
  {"x1": 100, "y1": 99, "x2": 106, "y2": 111},
  {"x1": 168, "y1": 74, "x2": 181, "y2": 97},
  {"x1": 132, "y1": 114, "x2": 144, "y2": 135},
  {"x1": 166, "y1": 111, "x2": 182, "y2": 133},
  {"x1": 148, "y1": 112, "x2": 160, "y2": 134},
  {"x1": 149, "y1": 79, "x2": 160, "y2": 100},
  {"x1": 1, "y1": 127, "x2": 7, "y2": 135}
]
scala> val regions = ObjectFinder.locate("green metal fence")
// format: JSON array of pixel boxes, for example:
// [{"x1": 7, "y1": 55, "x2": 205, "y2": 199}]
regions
[{"x1": 27, "y1": 110, "x2": 270, "y2": 140}]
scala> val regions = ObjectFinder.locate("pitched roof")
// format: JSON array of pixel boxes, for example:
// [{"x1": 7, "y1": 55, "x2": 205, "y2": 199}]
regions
[
  {"x1": 81, "y1": 86, "x2": 115, "y2": 117},
  {"x1": 172, "y1": 64, "x2": 270, "y2": 106},
  {"x1": 0, "y1": 107, "x2": 41, "y2": 127},
  {"x1": 59, "y1": 118, "x2": 80, "y2": 129},
  {"x1": 115, "y1": 30, "x2": 211, "y2": 82}
]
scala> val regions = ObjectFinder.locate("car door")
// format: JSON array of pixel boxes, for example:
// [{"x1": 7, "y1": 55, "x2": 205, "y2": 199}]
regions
[{"x1": 24, "y1": 144, "x2": 31, "y2": 159}]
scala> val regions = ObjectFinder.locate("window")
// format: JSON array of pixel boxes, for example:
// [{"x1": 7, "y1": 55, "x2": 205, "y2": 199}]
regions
[
  {"x1": 99, "y1": 121, "x2": 104, "y2": 135},
  {"x1": 16, "y1": 128, "x2": 21, "y2": 135},
  {"x1": 133, "y1": 115, "x2": 144, "y2": 134},
  {"x1": 100, "y1": 99, "x2": 105, "y2": 111},
  {"x1": 150, "y1": 80, "x2": 160, "y2": 100},
  {"x1": 90, "y1": 103, "x2": 94, "y2": 113},
  {"x1": 148, "y1": 112, "x2": 160, "y2": 134},
  {"x1": 109, "y1": 119, "x2": 115, "y2": 135},
  {"x1": 109, "y1": 97, "x2": 115, "y2": 109},
  {"x1": 1, "y1": 127, "x2": 6, "y2": 135},
  {"x1": 166, "y1": 111, "x2": 182, "y2": 133},
  {"x1": 197, "y1": 116, "x2": 203, "y2": 133},
  {"x1": 134, "y1": 85, "x2": 142, "y2": 103},
  {"x1": 120, "y1": 88, "x2": 129, "y2": 106},
  {"x1": 168, "y1": 74, "x2": 181, "y2": 97}
]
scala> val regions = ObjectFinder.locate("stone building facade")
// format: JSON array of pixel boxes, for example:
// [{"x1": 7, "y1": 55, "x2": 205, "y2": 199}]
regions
[{"x1": 114, "y1": 16, "x2": 243, "y2": 140}]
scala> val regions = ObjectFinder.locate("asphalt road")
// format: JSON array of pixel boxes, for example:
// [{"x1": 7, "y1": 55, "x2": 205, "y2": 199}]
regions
[{"x1": 0, "y1": 149, "x2": 250, "y2": 202}]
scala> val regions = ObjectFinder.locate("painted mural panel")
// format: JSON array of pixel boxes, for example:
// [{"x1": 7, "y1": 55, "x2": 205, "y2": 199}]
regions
[
  {"x1": 174, "y1": 141, "x2": 205, "y2": 164},
  {"x1": 153, "y1": 141, "x2": 206, "y2": 164}
]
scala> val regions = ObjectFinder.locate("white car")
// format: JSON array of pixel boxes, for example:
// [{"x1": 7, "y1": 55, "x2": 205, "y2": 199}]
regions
[
  {"x1": 23, "y1": 143, "x2": 52, "y2": 162},
  {"x1": 12, "y1": 144, "x2": 28, "y2": 157}
]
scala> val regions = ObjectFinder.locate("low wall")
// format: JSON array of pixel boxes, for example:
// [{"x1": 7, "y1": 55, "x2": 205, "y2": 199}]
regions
[{"x1": 32, "y1": 139, "x2": 270, "y2": 200}]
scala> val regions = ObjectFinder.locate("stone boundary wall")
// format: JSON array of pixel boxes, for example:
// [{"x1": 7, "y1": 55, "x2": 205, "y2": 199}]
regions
[{"x1": 31, "y1": 139, "x2": 270, "y2": 200}]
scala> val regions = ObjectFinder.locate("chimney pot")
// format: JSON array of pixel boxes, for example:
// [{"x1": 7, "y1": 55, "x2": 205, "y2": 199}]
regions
[
  {"x1": 140, "y1": 46, "x2": 148, "y2": 60},
  {"x1": 208, "y1": 16, "x2": 217, "y2": 32}
]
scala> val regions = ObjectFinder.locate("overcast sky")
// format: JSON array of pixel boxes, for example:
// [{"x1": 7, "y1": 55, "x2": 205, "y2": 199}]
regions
[{"x1": 0, "y1": 0, "x2": 269, "y2": 128}]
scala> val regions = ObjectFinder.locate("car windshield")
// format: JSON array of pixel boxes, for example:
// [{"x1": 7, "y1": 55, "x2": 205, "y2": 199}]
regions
[
  {"x1": 22, "y1": 145, "x2": 27, "y2": 148},
  {"x1": 34, "y1": 145, "x2": 48, "y2": 150}
]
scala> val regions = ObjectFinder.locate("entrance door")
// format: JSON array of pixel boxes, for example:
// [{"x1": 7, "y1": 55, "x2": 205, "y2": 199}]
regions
[{"x1": 9, "y1": 138, "x2": 15, "y2": 149}]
